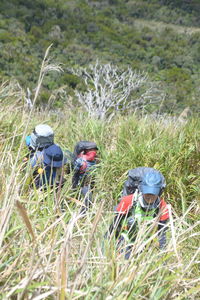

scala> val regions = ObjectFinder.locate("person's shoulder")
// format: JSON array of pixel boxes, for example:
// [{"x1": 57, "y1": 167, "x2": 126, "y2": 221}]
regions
[{"x1": 116, "y1": 194, "x2": 135, "y2": 214}]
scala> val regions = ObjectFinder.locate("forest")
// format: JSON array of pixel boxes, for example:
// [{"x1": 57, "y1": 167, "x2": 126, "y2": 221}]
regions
[{"x1": 0, "y1": 0, "x2": 200, "y2": 113}]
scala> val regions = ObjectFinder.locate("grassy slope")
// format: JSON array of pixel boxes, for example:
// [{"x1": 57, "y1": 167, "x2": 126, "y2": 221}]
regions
[{"x1": 0, "y1": 81, "x2": 199, "y2": 299}]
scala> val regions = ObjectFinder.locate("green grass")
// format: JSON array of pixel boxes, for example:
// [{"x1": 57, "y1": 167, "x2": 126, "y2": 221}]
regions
[{"x1": 0, "y1": 81, "x2": 199, "y2": 299}]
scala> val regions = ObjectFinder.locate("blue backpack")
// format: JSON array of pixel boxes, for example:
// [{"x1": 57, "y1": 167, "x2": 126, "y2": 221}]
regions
[{"x1": 33, "y1": 144, "x2": 66, "y2": 188}]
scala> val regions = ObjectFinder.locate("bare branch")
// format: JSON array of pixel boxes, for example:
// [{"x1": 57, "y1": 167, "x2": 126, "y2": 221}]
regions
[{"x1": 71, "y1": 61, "x2": 163, "y2": 120}]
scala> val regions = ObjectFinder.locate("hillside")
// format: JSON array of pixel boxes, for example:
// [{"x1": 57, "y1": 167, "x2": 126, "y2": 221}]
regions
[{"x1": 0, "y1": 0, "x2": 200, "y2": 113}]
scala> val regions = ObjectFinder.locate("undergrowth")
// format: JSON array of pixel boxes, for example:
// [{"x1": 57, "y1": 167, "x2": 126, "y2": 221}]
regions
[{"x1": 0, "y1": 81, "x2": 199, "y2": 299}]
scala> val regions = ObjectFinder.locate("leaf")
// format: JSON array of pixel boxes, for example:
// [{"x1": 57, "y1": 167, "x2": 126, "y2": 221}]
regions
[{"x1": 16, "y1": 200, "x2": 35, "y2": 241}]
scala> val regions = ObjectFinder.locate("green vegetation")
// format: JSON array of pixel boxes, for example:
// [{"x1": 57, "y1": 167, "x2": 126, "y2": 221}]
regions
[
  {"x1": 0, "y1": 78, "x2": 199, "y2": 299},
  {"x1": 0, "y1": 3, "x2": 200, "y2": 297},
  {"x1": 0, "y1": 0, "x2": 200, "y2": 113}
]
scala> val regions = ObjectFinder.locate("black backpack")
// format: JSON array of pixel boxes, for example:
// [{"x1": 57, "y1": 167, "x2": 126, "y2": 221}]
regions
[
  {"x1": 122, "y1": 167, "x2": 166, "y2": 196},
  {"x1": 62, "y1": 141, "x2": 98, "y2": 174},
  {"x1": 73, "y1": 141, "x2": 98, "y2": 158},
  {"x1": 71, "y1": 141, "x2": 98, "y2": 188}
]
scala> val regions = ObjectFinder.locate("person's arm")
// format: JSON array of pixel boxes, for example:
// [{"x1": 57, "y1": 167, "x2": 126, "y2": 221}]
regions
[
  {"x1": 72, "y1": 158, "x2": 83, "y2": 188},
  {"x1": 105, "y1": 213, "x2": 124, "y2": 239},
  {"x1": 73, "y1": 158, "x2": 84, "y2": 171},
  {"x1": 158, "y1": 220, "x2": 168, "y2": 249},
  {"x1": 72, "y1": 172, "x2": 80, "y2": 188},
  {"x1": 158, "y1": 198, "x2": 169, "y2": 249},
  {"x1": 105, "y1": 194, "x2": 135, "y2": 239},
  {"x1": 29, "y1": 151, "x2": 43, "y2": 168}
]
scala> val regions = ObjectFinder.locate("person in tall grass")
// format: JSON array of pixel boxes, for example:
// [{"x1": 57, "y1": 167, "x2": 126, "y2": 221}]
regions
[
  {"x1": 106, "y1": 168, "x2": 169, "y2": 259},
  {"x1": 24, "y1": 124, "x2": 66, "y2": 188},
  {"x1": 72, "y1": 141, "x2": 99, "y2": 214}
]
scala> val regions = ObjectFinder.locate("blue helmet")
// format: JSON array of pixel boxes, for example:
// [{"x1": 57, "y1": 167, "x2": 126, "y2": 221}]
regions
[{"x1": 141, "y1": 171, "x2": 163, "y2": 195}]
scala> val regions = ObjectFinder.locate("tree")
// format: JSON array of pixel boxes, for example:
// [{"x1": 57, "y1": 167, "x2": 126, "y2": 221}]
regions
[{"x1": 71, "y1": 61, "x2": 164, "y2": 120}]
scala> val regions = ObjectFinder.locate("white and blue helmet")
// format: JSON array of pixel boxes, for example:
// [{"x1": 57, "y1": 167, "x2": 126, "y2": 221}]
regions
[{"x1": 30, "y1": 124, "x2": 54, "y2": 150}]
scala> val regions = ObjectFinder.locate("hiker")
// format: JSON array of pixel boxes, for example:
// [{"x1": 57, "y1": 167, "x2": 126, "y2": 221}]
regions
[
  {"x1": 72, "y1": 141, "x2": 98, "y2": 213},
  {"x1": 105, "y1": 167, "x2": 169, "y2": 259},
  {"x1": 24, "y1": 124, "x2": 66, "y2": 188}
]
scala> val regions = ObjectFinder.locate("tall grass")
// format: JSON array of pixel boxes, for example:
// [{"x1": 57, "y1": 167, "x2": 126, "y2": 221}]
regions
[{"x1": 0, "y1": 81, "x2": 199, "y2": 299}]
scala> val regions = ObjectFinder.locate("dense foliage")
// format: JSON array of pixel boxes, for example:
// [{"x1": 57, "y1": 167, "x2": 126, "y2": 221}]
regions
[{"x1": 0, "y1": 0, "x2": 200, "y2": 113}]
